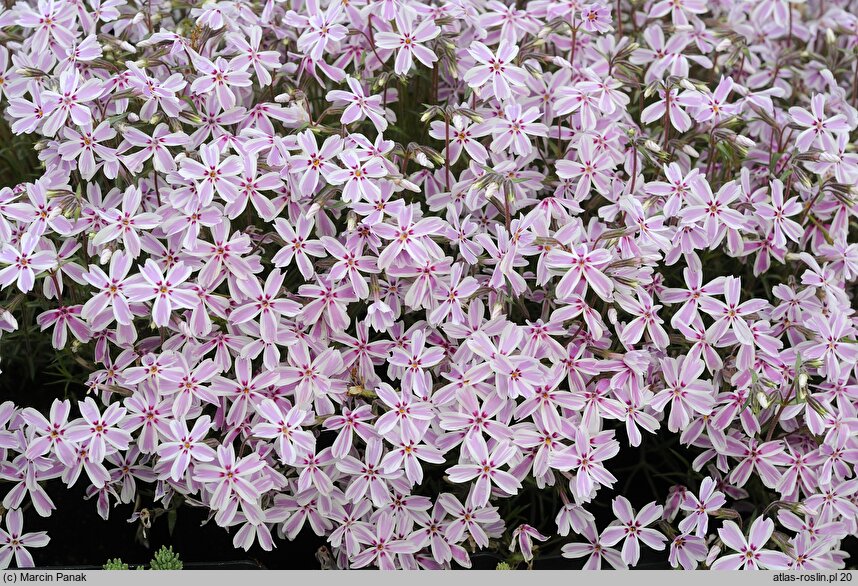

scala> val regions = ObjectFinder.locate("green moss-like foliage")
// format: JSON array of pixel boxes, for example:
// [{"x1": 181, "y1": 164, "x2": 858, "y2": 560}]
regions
[
  {"x1": 103, "y1": 559, "x2": 130, "y2": 570},
  {"x1": 149, "y1": 545, "x2": 183, "y2": 570},
  {"x1": 103, "y1": 546, "x2": 183, "y2": 570}
]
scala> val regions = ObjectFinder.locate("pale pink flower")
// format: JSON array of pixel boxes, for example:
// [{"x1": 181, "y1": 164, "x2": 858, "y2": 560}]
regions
[
  {"x1": 464, "y1": 41, "x2": 527, "y2": 100},
  {"x1": 711, "y1": 517, "x2": 792, "y2": 570},
  {"x1": 375, "y1": 13, "x2": 440, "y2": 75}
]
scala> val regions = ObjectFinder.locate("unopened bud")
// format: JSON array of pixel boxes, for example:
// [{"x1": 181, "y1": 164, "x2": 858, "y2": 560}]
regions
[
  {"x1": 181, "y1": 112, "x2": 202, "y2": 125},
  {"x1": 15, "y1": 67, "x2": 48, "y2": 78},
  {"x1": 599, "y1": 227, "x2": 632, "y2": 241},
  {"x1": 414, "y1": 151, "x2": 433, "y2": 168},
  {"x1": 712, "y1": 508, "x2": 741, "y2": 520},
  {"x1": 679, "y1": 79, "x2": 696, "y2": 91},
  {"x1": 491, "y1": 300, "x2": 504, "y2": 319},
  {"x1": 825, "y1": 28, "x2": 836, "y2": 44},
  {"x1": 644, "y1": 140, "x2": 662, "y2": 153},
  {"x1": 715, "y1": 38, "x2": 732, "y2": 52},
  {"x1": 388, "y1": 175, "x2": 420, "y2": 192},
  {"x1": 682, "y1": 144, "x2": 700, "y2": 157},
  {"x1": 759, "y1": 377, "x2": 778, "y2": 389},
  {"x1": 485, "y1": 182, "x2": 500, "y2": 200},
  {"x1": 735, "y1": 135, "x2": 755, "y2": 149},
  {"x1": 464, "y1": 111, "x2": 484, "y2": 124},
  {"x1": 819, "y1": 152, "x2": 841, "y2": 163},
  {"x1": 807, "y1": 396, "x2": 829, "y2": 417},
  {"x1": 275, "y1": 92, "x2": 291, "y2": 103}
]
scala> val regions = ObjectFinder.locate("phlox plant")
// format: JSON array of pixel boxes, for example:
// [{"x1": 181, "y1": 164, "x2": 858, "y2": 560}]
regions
[{"x1": 0, "y1": 0, "x2": 856, "y2": 572}]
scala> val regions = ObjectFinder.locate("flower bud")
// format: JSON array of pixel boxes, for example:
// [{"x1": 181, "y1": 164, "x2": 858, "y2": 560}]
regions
[
  {"x1": 735, "y1": 135, "x2": 755, "y2": 148},
  {"x1": 644, "y1": 140, "x2": 661, "y2": 153},
  {"x1": 414, "y1": 151, "x2": 433, "y2": 168},
  {"x1": 464, "y1": 111, "x2": 484, "y2": 124},
  {"x1": 420, "y1": 107, "x2": 437, "y2": 123},
  {"x1": 551, "y1": 55, "x2": 570, "y2": 68},
  {"x1": 15, "y1": 67, "x2": 48, "y2": 78},
  {"x1": 796, "y1": 372, "x2": 808, "y2": 401},
  {"x1": 286, "y1": 103, "x2": 311, "y2": 125},
  {"x1": 712, "y1": 508, "x2": 740, "y2": 520},
  {"x1": 485, "y1": 182, "x2": 500, "y2": 200},
  {"x1": 807, "y1": 396, "x2": 829, "y2": 417},
  {"x1": 607, "y1": 306, "x2": 617, "y2": 324},
  {"x1": 682, "y1": 144, "x2": 700, "y2": 157},
  {"x1": 389, "y1": 176, "x2": 420, "y2": 192},
  {"x1": 599, "y1": 228, "x2": 632, "y2": 241}
]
